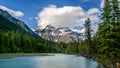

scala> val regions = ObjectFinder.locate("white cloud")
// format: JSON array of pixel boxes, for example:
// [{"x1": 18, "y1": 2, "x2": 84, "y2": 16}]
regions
[
  {"x1": 101, "y1": 0, "x2": 105, "y2": 9},
  {"x1": 0, "y1": 5, "x2": 24, "y2": 17},
  {"x1": 87, "y1": 8, "x2": 100, "y2": 15},
  {"x1": 36, "y1": 5, "x2": 100, "y2": 31}
]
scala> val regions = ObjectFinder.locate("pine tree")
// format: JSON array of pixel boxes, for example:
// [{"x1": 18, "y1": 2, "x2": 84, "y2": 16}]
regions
[
  {"x1": 97, "y1": 0, "x2": 120, "y2": 68},
  {"x1": 111, "y1": 0, "x2": 120, "y2": 65},
  {"x1": 84, "y1": 18, "x2": 92, "y2": 55}
]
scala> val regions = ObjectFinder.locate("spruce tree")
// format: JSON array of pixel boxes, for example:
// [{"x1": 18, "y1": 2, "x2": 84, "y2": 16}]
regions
[
  {"x1": 97, "y1": 0, "x2": 120, "y2": 68},
  {"x1": 84, "y1": 18, "x2": 91, "y2": 56},
  {"x1": 111, "y1": 0, "x2": 120, "y2": 64}
]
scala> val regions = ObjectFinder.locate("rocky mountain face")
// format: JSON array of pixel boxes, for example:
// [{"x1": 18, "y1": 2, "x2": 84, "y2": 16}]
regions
[
  {"x1": 35, "y1": 25, "x2": 83, "y2": 43},
  {"x1": 0, "y1": 9, "x2": 41, "y2": 39}
]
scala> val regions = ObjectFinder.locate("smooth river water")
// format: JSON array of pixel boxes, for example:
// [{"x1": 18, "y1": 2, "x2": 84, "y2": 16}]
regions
[{"x1": 0, "y1": 54, "x2": 103, "y2": 68}]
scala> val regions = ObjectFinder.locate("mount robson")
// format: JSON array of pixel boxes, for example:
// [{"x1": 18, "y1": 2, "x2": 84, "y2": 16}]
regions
[
  {"x1": 0, "y1": 1, "x2": 120, "y2": 67},
  {"x1": 0, "y1": 8, "x2": 69, "y2": 53},
  {"x1": 35, "y1": 25, "x2": 84, "y2": 43}
]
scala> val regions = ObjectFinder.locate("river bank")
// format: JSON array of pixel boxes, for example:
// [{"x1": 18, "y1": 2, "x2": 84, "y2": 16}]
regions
[
  {"x1": 76, "y1": 54, "x2": 112, "y2": 68},
  {"x1": 0, "y1": 53, "x2": 50, "y2": 59}
]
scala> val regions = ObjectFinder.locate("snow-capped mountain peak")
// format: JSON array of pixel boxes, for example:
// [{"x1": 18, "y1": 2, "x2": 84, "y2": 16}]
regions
[{"x1": 35, "y1": 25, "x2": 84, "y2": 43}]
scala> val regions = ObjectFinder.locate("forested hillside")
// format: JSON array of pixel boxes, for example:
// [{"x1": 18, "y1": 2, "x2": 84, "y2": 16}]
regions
[{"x1": 0, "y1": 13, "x2": 67, "y2": 53}]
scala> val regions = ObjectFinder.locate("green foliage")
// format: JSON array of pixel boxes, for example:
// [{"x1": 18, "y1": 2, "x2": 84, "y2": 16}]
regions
[
  {"x1": 0, "y1": 31, "x2": 67, "y2": 53},
  {"x1": 97, "y1": 0, "x2": 120, "y2": 67},
  {"x1": 0, "y1": 15, "x2": 18, "y2": 32},
  {"x1": 0, "y1": 1, "x2": 120, "y2": 67},
  {"x1": 0, "y1": 12, "x2": 68, "y2": 53}
]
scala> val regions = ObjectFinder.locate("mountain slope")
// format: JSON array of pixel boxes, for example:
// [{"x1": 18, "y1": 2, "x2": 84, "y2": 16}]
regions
[
  {"x1": 0, "y1": 9, "x2": 42, "y2": 39},
  {"x1": 0, "y1": 14, "x2": 18, "y2": 31}
]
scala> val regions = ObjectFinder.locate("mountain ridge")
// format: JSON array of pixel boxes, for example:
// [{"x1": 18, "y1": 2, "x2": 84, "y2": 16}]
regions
[
  {"x1": 35, "y1": 25, "x2": 84, "y2": 43},
  {"x1": 0, "y1": 9, "x2": 42, "y2": 39}
]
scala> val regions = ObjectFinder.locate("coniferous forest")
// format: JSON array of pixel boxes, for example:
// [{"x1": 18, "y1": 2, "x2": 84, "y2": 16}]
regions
[{"x1": 0, "y1": 0, "x2": 120, "y2": 68}]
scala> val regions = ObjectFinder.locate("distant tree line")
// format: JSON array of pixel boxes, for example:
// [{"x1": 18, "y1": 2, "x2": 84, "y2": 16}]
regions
[{"x1": 0, "y1": 31, "x2": 67, "y2": 53}]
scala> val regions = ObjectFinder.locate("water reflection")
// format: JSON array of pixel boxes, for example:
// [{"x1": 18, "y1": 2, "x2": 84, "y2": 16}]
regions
[{"x1": 35, "y1": 54, "x2": 98, "y2": 68}]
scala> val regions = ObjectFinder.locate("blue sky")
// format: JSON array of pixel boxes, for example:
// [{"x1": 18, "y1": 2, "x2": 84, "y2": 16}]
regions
[{"x1": 0, "y1": 0, "x2": 102, "y2": 31}]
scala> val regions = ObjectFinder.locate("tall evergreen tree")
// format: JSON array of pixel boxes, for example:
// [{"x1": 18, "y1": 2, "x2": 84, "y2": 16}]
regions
[
  {"x1": 84, "y1": 18, "x2": 92, "y2": 55},
  {"x1": 111, "y1": 0, "x2": 120, "y2": 65},
  {"x1": 97, "y1": 0, "x2": 120, "y2": 68}
]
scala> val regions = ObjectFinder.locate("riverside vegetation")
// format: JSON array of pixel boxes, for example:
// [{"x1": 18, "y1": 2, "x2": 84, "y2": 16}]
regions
[
  {"x1": 0, "y1": 0, "x2": 120, "y2": 68},
  {"x1": 0, "y1": 53, "x2": 49, "y2": 58}
]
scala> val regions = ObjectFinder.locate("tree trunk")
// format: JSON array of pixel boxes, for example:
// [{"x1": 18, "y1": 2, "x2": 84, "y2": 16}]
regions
[{"x1": 111, "y1": 57, "x2": 117, "y2": 68}]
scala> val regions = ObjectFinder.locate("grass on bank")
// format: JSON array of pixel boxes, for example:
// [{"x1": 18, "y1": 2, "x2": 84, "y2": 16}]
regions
[{"x1": 0, "y1": 53, "x2": 49, "y2": 58}]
